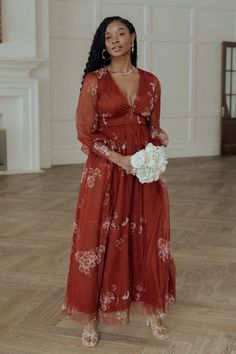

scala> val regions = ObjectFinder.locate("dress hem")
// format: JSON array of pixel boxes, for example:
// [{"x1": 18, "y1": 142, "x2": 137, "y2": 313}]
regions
[{"x1": 60, "y1": 295, "x2": 176, "y2": 326}]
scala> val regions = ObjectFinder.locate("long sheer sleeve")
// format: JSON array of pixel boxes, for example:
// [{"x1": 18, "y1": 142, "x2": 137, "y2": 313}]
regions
[
  {"x1": 75, "y1": 72, "x2": 112, "y2": 159},
  {"x1": 149, "y1": 75, "x2": 169, "y2": 147}
]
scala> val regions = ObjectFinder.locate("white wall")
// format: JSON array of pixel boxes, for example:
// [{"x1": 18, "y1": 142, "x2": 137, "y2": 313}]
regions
[
  {"x1": 1, "y1": 0, "x2": 236, "y2": 169},
  {"x1": 34, "y1": 0, "x2": 51, "y2": 169},
  {"x1": 0, "y1": 0, "x2": 36, "y2": 57},
  {"x1": 49, "y1": 0, "x2": 236, "y2": 165},
  {"x1": 0, "y1": 0, "x2": 51, "y2": 170}
]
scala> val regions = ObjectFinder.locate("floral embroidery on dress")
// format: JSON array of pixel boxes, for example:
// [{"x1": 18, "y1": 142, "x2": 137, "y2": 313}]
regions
[
  {"x1": 122, "y1": 218, "x2": 129, "y2": 227},
  {"x1": 121, "y1": 143, "x2": 127, "y2": 151},
  {"x1": 130, "y1": 221, "x2": 136, "y2": 233},
  {"x1": 80, "y1": 167, "x2": 88, "y2": 184},
  {"x1": 100, "y1": 284, "x2": 117, "y2": 311},
  {"x1": 150, "y1": 127, "x2": 169, "y2": 146},
  {"x1": 141, "y1": 110, "x2": 151, "y2": 117},
  {"x1": 72, "y1": 221, "x2": 80, "y2": 241},
  {"x1": 139, "y1": 81, "x2": 157, "y2": 118},
  {"x1": 149, "y1": 81, "x2": 158, "y2": 110},
  {"x1": 122, "y1": 290, "x2": 130, "y2": 300},
  {"x1": 101, "y1": 112, "x2": 112, "y2": 126},
  {"x1": 115, "y1": 311, "x2": 128, "y2": 320},
  {"x1": 157, "y1": 238, "x2": 172, "y2": 262},
  {"x1": 99, "y1": 285, "x2": 130, "y2": 311},
  {"x1": 101, "y1": 218, "x2": 111, "y2": 232},
  {"x1": 77, "y1": 198, "x2": 85, "y2": 209},
  {"x1": 165, "y1": 293, "x2": 175, "y2": 305},
  {"x1": 95, "y1": 67, "x2": 108, "y2": 79},
  {"x1": 138, "y1": 224, "x2": 143, "y2": 234},
  {"x1": 93, "y1": 141, "x2": 111, "y2": 157},
  {"x1": 134, "y1": 285, "x2": 146, "y2": 301},
  {"x1": 86, "y1": 167, "x2": 102, "y2": 188},
  {"x1": 103, "y1": 192, "x2": 110, "y2": 206},
  {"x1": 137, "y1": 115, "x2": 142, "y2": 124},
  {"x1": 129, "y1": 215, "x2": 147, "y2": 235},
  {"x1": 150, "y1": 81, "x2": 155, "y2": 93},
  {"x1": 115, "y1": 238, "x2": 125, "y2": 250},
  {"x1": 100, "y1": 290, "x2": 116, "y2": 311},
  {"x1": 91, "y1": 113, "x2": 99, "y2": 132},
  {"x1": 87, "y1": 82, "x2": 98, "y2": 96},
  {"x1": 127, "y1": 104, "x2": 136, "y2": 118},
  {"x1": 73, "y1": 221, "x2": 78, "y2": 233},
  {"x1": 140, "y1": 78, "x2": 169, "y2": 147},
  {"x1": 110, "y1": 212, "x2": 129, "y2": 231},
  {"x1": 75, "y1": 244, "x2": 106, "y2": 274},
  {"x1": 111, "y1": 132, "x2": 118, "y2": 141}
]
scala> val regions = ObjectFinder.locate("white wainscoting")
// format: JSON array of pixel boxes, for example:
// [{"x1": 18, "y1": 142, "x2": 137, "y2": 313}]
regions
[
  {"x1": 49, "y1": 0, "x2": 236, "y2": 164},
  {"x1": 0, "y1": 58, "x2": 42, "y2": 173}
]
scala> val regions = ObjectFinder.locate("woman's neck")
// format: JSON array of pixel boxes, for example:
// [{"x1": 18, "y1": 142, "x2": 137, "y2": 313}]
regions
[{"x1": 108, "y1": 58, "x2": 133, "y2": 74}]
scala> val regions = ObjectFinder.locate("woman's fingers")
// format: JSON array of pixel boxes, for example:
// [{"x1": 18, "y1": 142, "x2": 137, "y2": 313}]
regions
[
  {"x1": 120, "y1": 156, "x2": 136, "y2": 175},
  {"x1": 125, "y1": 168, "x2": 136, "y2": 175}
]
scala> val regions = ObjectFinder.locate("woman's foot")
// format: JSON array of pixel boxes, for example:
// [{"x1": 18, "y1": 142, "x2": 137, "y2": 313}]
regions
[
  {"x1": 146, "y1": 314, "x2": 169, "y2": 340},
  {"x1": 82, "y1": 320, "x2": 100, "y2": 348}
]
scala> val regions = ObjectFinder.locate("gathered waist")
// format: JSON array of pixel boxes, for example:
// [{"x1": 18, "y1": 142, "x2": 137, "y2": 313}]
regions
[{"x1": 98, "y1": 115, "x2": 147, "y2": 128}]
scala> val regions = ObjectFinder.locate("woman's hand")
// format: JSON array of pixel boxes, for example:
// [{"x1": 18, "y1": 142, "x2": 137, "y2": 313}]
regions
[
  {"x1": 108, "y1": 151, "x2": 136, "y2": 175},
  {"x1": 118, "y1": 155, "x2": 135, "y2": 175}
]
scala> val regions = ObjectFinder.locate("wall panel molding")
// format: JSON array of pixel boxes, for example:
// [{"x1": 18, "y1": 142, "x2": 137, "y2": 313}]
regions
[{"x1": 49, "y1": 0, "x2": 236, "y2": 164}]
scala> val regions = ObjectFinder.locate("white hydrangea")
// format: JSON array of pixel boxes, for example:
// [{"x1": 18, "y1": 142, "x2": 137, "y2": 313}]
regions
[{"x1": 130, "y1": 143, "x2": 168, "y2": 183}]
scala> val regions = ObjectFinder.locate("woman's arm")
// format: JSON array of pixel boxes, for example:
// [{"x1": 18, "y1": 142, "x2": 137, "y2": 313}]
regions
[
  {"x1": 148, "y1": 75, "x2": 169, "y2": 147},
  {"x1": 76, "y1": 72, "x2": 136, "y2": 174},
  {"x1": 75, "y1": 72, "x2": 112, "y2": 159}
]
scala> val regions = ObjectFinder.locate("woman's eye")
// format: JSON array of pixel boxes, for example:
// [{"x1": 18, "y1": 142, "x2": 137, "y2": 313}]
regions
[
  {"x1": 105, "y1": 37, "x2": 111, "y2": 40},
  {"x1": 119, "y1": 32, "x2": 125, "y2": 36}
]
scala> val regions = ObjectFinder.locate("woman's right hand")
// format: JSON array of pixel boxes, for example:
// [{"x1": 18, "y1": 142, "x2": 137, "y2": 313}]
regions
[{"x1": 108, "y1": 151, "x2": 135, "y2": 175}]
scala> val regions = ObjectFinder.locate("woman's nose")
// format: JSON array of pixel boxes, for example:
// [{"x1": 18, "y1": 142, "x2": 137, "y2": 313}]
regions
[{"x1": 112, "y1": 38, "x2": 119, "y2": 44}]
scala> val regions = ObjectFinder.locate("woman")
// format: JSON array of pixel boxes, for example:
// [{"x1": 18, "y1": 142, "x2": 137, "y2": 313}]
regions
[{"x1": 61, "y1": 16, "x2": 176, "y2": 348}]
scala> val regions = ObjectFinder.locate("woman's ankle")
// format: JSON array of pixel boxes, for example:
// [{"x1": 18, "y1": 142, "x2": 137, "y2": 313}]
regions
[
  {"x1": 147, "y1": 314, "x2": 162, "y2": 326},
  {"x1": 85, "y1": 319, "x2": 98, "y2": 332}
]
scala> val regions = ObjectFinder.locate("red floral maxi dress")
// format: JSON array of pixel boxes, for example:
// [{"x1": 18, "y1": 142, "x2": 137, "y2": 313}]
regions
[{"x1": 61, "y1": 66, "x2": 176, "y2": 325}]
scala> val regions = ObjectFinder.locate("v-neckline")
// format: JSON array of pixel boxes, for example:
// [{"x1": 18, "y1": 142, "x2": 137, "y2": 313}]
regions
[{"x1": 107, "y1": 67, "x2": 142, "y2": 108}]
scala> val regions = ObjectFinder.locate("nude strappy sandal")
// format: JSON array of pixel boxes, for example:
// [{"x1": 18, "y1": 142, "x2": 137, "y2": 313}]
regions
[
  {"x1": 146, "y1": 317, "x2": 170, "y2": 340},
  {"x1": 82, "y1": 327, "x2": 100, "y2": 348}
]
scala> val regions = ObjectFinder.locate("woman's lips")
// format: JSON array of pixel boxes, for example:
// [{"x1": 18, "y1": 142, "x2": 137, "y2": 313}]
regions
[{"x1": 112, "y1": 46, "x2": 121, "y2": 52}]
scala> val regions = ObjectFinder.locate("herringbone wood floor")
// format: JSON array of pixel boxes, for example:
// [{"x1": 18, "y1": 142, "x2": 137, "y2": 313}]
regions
[{"x1": 0, "y1": 155, "x2": 236, "y2": 354}]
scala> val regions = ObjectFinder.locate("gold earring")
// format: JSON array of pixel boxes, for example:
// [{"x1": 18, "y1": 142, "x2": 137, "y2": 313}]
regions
[{"x1": 102, "y1": 48, "x2": 110, "y2": 60}]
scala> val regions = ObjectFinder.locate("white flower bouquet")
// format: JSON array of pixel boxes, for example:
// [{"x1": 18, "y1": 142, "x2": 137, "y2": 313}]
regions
[{"x1": 130, "y1": 143, "x2": 168, "y2": 183}]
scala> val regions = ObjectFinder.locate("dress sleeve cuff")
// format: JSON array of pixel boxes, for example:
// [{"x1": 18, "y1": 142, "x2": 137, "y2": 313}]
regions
[{"x1": 92, "y1": 141, "x2": 112, "y2": 158}]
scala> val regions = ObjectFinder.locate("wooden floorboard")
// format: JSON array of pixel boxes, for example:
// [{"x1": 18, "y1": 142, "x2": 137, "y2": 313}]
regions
[{"x1": 0, "y1": 155, "x2": 236, "y2": 354}]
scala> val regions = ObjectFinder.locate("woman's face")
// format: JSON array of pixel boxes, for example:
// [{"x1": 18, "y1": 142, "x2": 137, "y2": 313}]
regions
[{"x1": 104, "y1": 21, "x2": 135, "y2": 58}]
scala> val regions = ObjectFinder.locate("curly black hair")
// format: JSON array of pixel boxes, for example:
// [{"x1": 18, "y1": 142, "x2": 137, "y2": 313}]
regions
[{"x1": 82, "y1": 16, "x2": 138, "y2": 83}]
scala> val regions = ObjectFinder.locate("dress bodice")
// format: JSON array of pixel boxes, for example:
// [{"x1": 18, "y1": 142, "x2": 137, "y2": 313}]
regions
[{"x1": 75, "y1": 66, "x2": 169, "y2": 158}]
